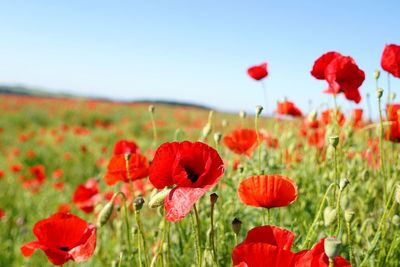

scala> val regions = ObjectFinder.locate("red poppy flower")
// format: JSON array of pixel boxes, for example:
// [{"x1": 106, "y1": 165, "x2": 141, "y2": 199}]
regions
[
  {"x1": 223, "y1": 128, "x2": 259, "y2": 157},
  {"x1": 11, "y1": 164, "x2": 22, "y2": 173},
  {"x1": 0, "y1": 169, "x2": 4, "y2": 179},
  {"x1": 20, "y1": 212, "x2": 96, "y2": 266},
  {"x1": 72, "y1": 178, "x2": 101, "y2": 213},
  {"x1": 295, "y1": 238, "x2": 351, "y2": 267},
  {"x1": 113, "y1": 139, "x2": 140, "y2": 155},
  {"x1": 247, "y1": 63, "x2": 268, "y2": 81},
  {"x1": 29, "y1": 165, "x2": 46, "y2": 183},
  {"x1": 311, "y1": 52, "x2": 365, "y2": 103},
  {"x1": 352, "y1": 108, "x2": 363, "y2": 126},
  {"x1": 58, "y1": 203, "x2": 71, "y2": 213},
  {"x1": 276, "y1": 100, "x2": 303, "y2": 117},
  {"x1": 381, "y1": 44, "x2": 400, "y2": 78},
  {"x1": 307, "y1": 128, "x2": 326, "y2": 149},
  {"x1": 149, "y1": 141, "x2": 224, "y2": 221},
  {"x1": 321, "y1": 109, "x2": 345, "y2": 126},
  {"x1": 104, "y1": 153, "x2": 149, "y2": 185},
  {"x1": 385, "y1": 104, "x2": 400, "y2": 142},
  {"x1": 0, "y1": 208, "x2": 5, "y2": 220},
  {"x1": 238, "y1": 175, "x2": 298, "y2": 208},
  {"x1": 232, "y1": 225, "x2": 297, "y2": 267}
]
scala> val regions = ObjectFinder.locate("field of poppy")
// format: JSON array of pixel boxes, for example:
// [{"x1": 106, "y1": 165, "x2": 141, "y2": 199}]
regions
[{"x1": 1, "y1": 45, "x2": 400, "y2": 267}]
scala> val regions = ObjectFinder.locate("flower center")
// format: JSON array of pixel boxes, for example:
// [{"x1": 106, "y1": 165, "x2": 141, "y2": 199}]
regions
[
  {"x1": 184, "y1": 166, "x2": 199, "y2": 183},
  {"x1": 59, "y1": 246, "x2": 69, "y2": 252}
]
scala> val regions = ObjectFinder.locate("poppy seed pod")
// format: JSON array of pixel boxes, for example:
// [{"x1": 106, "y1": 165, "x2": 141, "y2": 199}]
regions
[
  {"x1": 344, "y1": 209, "x2": 355, "y2": 223},
  {"x1": 148, "y1": 188, "x2": 171, "y2": 208},
  {"x1": 148, "y1": 105, "x2": 155, "y2": 114},
  {"x1": 324, "y1": 237, "x2": 341, "y2": 260},
  {"x1": 97, "y1": 201, "x2": 115, "y2": 227},
  {"x1": 210, "y1": 193, "x2": 219, "y2": 205},
  {"x1": 232, "y1": 218, "x2": 242, "y2": 235},
  {"x1": 390, "y1": 92, "x2": 396, "y2": 101},
  {"x1": 134, "y1": 196, "x2": 145, "y2": 211},
  {"x1": 339, "y1": 178, "x2": 350, "y2": 191},
  {"x1": 376, "y1": 88, "x2": 384, "y2": 99},
  {"x1": 307, "y1": 110, "x2": 318, "y2": 122},
  {"x1": 239, "y1": 111, "x2": 247, "y2": 119},
  {"x1": 373, "y1": 69, "x2": 381, "y2": 80},
  {"x1": 329, "y1": 135, "x2": 339, "y2": 148},
  {"x1": 255, "y1": 105, "x2": 263, "y2": 116}
]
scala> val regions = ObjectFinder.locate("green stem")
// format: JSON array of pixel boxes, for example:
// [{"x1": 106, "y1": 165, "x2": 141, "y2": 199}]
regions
[
  {"x1": 335, "y1": 189, "x2": 342, "y2": 237},
  {"x1": 302, "y1": 183, "x2": 336, "y2": 249},
  {"x1": 119, "y1": 192, "x2": 134, "y2": 267},
  {"x1": 346, "y1": 222, "x2": 354, "y2": 266},
  {"x1": 333, "y1": 147, "x2": 338, "y2": 199},
  {"x1": 255, "y1": 113, "x2": 262, "y2": 173},
  {"x1": 377, "y1": 95, "x2": 387, "y2": 200},
  {"x1": 192, "y1": 204, "x2": 203, "y2": 267},
  {"x1": 210, "y1": 202, "x2": 217, "y2": 264},
  {"x1": 150, "y1": 110, "x2": 158, "y2": 147},
  {"x1": 135, "y1": 210, "x2": 150, "y2": 267}
]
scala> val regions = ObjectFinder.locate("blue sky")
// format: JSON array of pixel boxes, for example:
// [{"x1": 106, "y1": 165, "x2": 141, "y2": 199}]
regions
[{"x1": 0, "y1": 1, "x2": 399, "y2": 115}]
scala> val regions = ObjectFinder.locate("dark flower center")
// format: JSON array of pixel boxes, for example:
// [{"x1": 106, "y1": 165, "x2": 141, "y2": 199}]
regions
[
  {"x1": 185, "y1": 167, "x2": 199, "y2": 183},
  {"x1": 59, "y1": 246, "x2": 69, "y2": 252}
]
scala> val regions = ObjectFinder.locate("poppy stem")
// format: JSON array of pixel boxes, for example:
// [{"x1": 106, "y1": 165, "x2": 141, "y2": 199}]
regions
[
  {"x1": 192, "y1": 204, "x2": 203, "y2": 267},
  {"x1": 377, "y1": 90, "x2": 387, "y2": 201},
  {"x1": 135, "y1": 209, "x2": 150, "y2": 267},
  {"x1": 328, "y1": 259, "x2": 334, "y2": 267},
  {"x1": 302, "y1": 183, "x2": 336, "y2": 249},
  {"x1": 149, "y1": 105, "x2": 158, "y2": 148},
  {"x1": 210, "y1": 200, "x2": 217, "y2": 264},
  {"x1": 346, "y1": 222, "x2": 354, "y2": 266},
  {"x1": 332, "y1": 94, "x2": 340, "y2": 134},
  {"x1": 117, "y1": 192, "x2": 134, "y2": 267},
  {"x1": 334, "y1": 189, "x2": 342, "y2": 237},
  {"x1": 255, "y1": 108, "x2": 262, "y2": 173},
  {"x1": 124, "y1": 154, "x2": 136, "y2": 202},
  {"x1": 333, "y1": 146, "x2": 338, "y2": 200}
]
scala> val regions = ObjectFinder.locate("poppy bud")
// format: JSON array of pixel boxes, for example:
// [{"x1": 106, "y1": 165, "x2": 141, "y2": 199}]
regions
[
  {"x1": 392, "y1": 215, "x2": 400, "y2": 226},
  {"x1": 124, "y1": 153, "x2": 131, "y2": 161},
  {"x1": 148, "y1": 105, "x2": 155, "y2": 114},
  {"x1": 221, "y1": 119, "x2": 228, "y2": 128},
  {"x1": 344, "y1": 209, "x2": 355, "y2": 223},
  {"x1": 390, "y1": 92, "x2": 396, "y2": 101},
  {"x1": 134, "y1": 196, "x2": 145, "y2": 211},
  {"x1": 307, "y1": 110, "x2": 318, "y2": 122},
  {"x1": 210, "y1": 193, "x2": 219, "y2": 205},
  {"x1": 324, "y1": 207, "x2": 337, "y2": 226},
  {"x1": 97, "y1": 201, "x2": 115, "y2": 227},
  {"x1": 148, "y1": 188, "x2": 171, "y2": 208},
  {"x1": 395, "y1": 184, "x2": 400, "y2": 205},
  {"x1": 373, "y1": 70, "x2": 380, "y2": 80},
  {"x1": 202, "y1": 123, "x2": 212, "y2": 138},
  {"x1": 213, "y1": 132, "x2": 222, "y2": 144},
  {"x1": 339, "y1": 178, "x2": 350, "y2": 191},
  {"x1": 232, "y1": 217, "x2": 242, "y2": 235},
  {"x1": 239, "y1": 111, "x2": 247, "y2": 119},
  {"x1": 255, "y1": 105, "x2": 263, "y2": 116},
  {"x1": 237, "y1": 164, "x2": 244, "y2": 174},
  {"x1": 324, "y1": 237, "x2": 341, "y2": 260},
  {"x1": 376, "y1": 88, "x2": 384, "y2": 99},
  {"x1": 329, "y1": 135, "x2": 339, "y2": 148}
]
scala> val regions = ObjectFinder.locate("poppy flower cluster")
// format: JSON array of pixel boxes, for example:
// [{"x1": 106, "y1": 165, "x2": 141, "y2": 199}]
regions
[
  {"x1": 149, "y1": 141, "x2": 224, "y2": 221},
  {"x1": 311, "y1": 51, "x2": 365, "y2": 103},
  {"x1": 232, "y1": 225, "x2": 351, "y2": 267},
  {"x1": 104, "y1": 139, "x2": 149, "y2": 185},
  {"x1": 20, "y1": 212, "x2": 96, "y2": 266}
]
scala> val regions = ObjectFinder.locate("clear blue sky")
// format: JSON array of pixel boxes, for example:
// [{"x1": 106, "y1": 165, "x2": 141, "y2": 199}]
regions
[{"x1": 1, "y1": 1, "x2": 399, "y2": 115}]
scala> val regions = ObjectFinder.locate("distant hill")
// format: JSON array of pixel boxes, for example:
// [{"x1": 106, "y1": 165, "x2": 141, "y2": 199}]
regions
[{"x1": 0, "y1": 85, "x2": 212, "y2": 110}]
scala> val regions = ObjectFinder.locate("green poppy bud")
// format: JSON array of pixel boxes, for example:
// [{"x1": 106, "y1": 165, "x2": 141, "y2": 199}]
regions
[
  {"x1": 255, "y1": 105, "x2": 263, "y2": 116},
  {"x1": 392, "y1": 215, "x2": 400, "y2": 226},
  {"x1": 324, "y1": 207, "x2": 337, "y2": 227},
  {"x1": 213, "y1": 132, "x2": 222, "y2": 144},
  {"x1": 232, "y1": 218, "x2": 242, "y2": 235},
  {"x1": 97, "y1": 201, "x2": 115, "y2": 227},
  {"x1": 395, "y1": 184, "x2": 400, "y2": 205},
  {"x1": 134, "y1": 196, "x2": 145, "y2": 211},
  {"x1": 148, "y1": 105, "x2": 155, "y2": 114},
  {"x1": 324, "y1": 237, "x2": 341, "y2": 260},
  {"x1": 210, "y1": 193, "x2": 219, "y2": 205},
  {"x1": 344, "y1": 209, "x2": 355, "y2": 223},
  {"x1": 148, "y1": 188, "x2": 171, "y2": 208},
  {"x1": 376, "y1": 88, "x2": 384, "y2": 99},
  {"x1": 373, "y1": 70, "x2": 380, "y2": 80},
  {"x1": 339, "y1": 178, "x2": 350, "y2": 191},
  {"x1": 239, "y1": 111, "x2": 247, "y2": 119},
  {"x1": 329, "y1": 135, "x2": 339, "y2": 148}
]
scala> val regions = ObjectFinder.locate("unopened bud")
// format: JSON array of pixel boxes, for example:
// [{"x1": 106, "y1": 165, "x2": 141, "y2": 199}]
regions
[
  {"x1": 148, "y1": 188, "x2": 171, "y2": 208},
  {"x1": 376, "y1": 88, "x2": 384, "y2": 99},
  {"x1": 124, "y1": 153, "x2": 131, "y2": 161},
  {"x1": 307, "y1": 110, "x2": 318, "y2": 122},
  {"x1": 339, "y1": 178, "x2": 350, "y2": 191},
  {"x1": 134, "y1": 196, "x2": 145, "y2": 211},
  {"x1": 255, "y1": 105, "x2": 263, "y2": 116},
  {"x1": 148, "y1": 105, "x2": 155, "y2": 114},
  {"x1": 329, "y1": 135, "x2": 339, "y2": 148},
  {"x1": 390, "y1": 92, "x2": 396, "y2": 101},
  {"x1": 210, "y1": 193, "x2": 219, "y2": 205},
  {"x1": 392, "y1": 215, "x2": 400, "y2": 226},
  {"x1": 232, "y1": 218, "x2": 242, "y2": 235},
  {"x1": 239, "y1": 111, "x2": 247, "y2": 119},
  {"x1": 395, "y1": 184, "x2": 400, "y2": 204},
  {"x1": 324, "y1": 207, "x2": 337, "y2": 226},
  {"x1": 221, "y1": 119, "x2": 228, "y2": 128},
  {"x1": 324, "y1": 237, "x2": 341, "y2": 260},
  {"x1": 344, "y1": 209, "x2": 355, "y2": 223},
  {"x1": 97, "y1": 201, "x2": 115, "y2": 227},
  {"x1": 202, "y1": 123, "x2": 212, "y2": 138},
  {"x1": 373, "y1": 70, "x2": 380, "y2": 80},
  {"x1": 213, "y1": 132, "x2": 222, "y2": 144}
]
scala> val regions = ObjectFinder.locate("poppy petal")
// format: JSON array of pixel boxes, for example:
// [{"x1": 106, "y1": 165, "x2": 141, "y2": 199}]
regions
[
  {"x1": 164, "y1": 187, "x2": 206, "y2": 222},
  {"x1": 242, "y1": 225, "x2": 295, "y2": 250}
]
